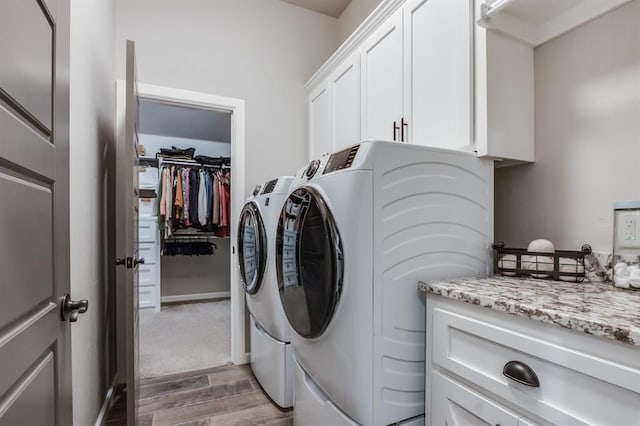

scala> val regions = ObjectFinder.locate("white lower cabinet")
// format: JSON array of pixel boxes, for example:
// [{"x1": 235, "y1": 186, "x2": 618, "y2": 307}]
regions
[
  {"x1": 432, "y1": 371, "x2": 521, "y2": 426},
  {"x1": 426, "y1": 296, "x2": 640, "y2": 425}
]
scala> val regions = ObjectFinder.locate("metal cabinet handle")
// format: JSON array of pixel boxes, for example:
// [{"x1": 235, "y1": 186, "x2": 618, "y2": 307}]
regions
[
  {"x1": 134, "y1": 257, "x2": 145, "y2": 267},
  {"x1": 503, "y1": 360, "x2": 540, "y2": 387},
  {"x1": 401, "y1": 117, "x2": 408, "y2": 142},
  {"x1": 393, "y1": 121, "x2": 400, "y2": 141}
]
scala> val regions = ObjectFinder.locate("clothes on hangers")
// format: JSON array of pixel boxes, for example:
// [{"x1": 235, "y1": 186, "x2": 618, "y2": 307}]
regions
[
  {"x1": 162, "y1": 241, "x2": 216, "y2": 256},
  {"x1": 189, "y1": 168, "x2": 199, "y2": 226},
  {"x1": 157, "y1": 161, "x2": 232, "y2": 242}
]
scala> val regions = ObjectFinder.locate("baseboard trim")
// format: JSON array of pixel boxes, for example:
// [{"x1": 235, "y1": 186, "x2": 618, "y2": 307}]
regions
[
  {"x1": 95, "y1": 375, "x2": 118, "y2": 426},
  {"x1": 238, "y1": 352, "x2": 251, "y2": 365},
  {"x1": 161, "y1": 291, "x2": 230, "y2": 304}
]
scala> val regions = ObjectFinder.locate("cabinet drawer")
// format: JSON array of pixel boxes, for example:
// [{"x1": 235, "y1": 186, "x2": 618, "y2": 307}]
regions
[
  {"x1": 138, "y1": 264, "x2": 159, "y2": 287},
  {"x1": 138, "y1": 166, "x2": 158, "y2": 190},
  {"x1": 431, "y1": 301, "x2": 640, "y2": 425},
  {"x1": 138, "y1": 242, "x2": 159, "y2": 265},
  {"x1": 139, "y1": 197, "x2": 158, "y2": 217},
  {"x1": 139, "y1": 285, "x2": 158, "y2": 309},
  {"x1": 138, "y1": 219, "x2": 159, "y2": 244},
  {"x1": 431, "y1": 371, "x2": 520, "y2": 426}
]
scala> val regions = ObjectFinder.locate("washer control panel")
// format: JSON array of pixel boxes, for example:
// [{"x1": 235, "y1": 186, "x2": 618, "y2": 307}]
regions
[
  {"x1": 323, "y1": 144, "x2": 360, "y2": 175},
  {"x1": 305, "y1": 159, "x2": 320, "y2": 179}
]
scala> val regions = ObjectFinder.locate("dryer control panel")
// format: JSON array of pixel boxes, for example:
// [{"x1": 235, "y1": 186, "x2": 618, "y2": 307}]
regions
[{"x1": 323, "y1": 144, "x2": 360, "y2": 175}]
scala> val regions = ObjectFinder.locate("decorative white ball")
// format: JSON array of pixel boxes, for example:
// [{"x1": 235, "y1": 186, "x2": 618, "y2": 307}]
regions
[
  {"x1": 525, "y1": 239, "x2": 555, "y2": 278},
  {"x1": 527, "y1": 239, "x2": 555, "y2": 253},
  {"x1": 498, "y1": 254, "x2": 517, "y2": 276},
  {"x1": 558, "y1": 258, "x2": 585, "y2": 282}
]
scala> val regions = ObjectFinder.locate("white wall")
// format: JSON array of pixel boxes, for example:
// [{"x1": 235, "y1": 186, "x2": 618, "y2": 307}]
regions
[
  {"x1": 337, "y1": 0, "x2": 382, "y2": 44},
  {"x1": 161, "y1": 243, "x2": 231, "y2": 297},
  {"x1": 139, "y1": 133, "x2": 231, "y2": 159},
  {"x1": 115, "y1": 0, "x2": 339, "y2": 196},
  {"x1": 495, "y1": 0, "x2": 640, "y2": 253},
  {"x1": 69, "y1": 0, "x2": 115, "y2": 424}
]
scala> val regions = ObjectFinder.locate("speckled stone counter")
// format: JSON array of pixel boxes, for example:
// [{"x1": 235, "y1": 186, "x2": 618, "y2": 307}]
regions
[{"x1": 418, "y1": 276, "x2": 640, "y2": 347}]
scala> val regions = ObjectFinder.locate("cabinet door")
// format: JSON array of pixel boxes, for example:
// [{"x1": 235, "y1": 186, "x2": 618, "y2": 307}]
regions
[
  {"x1": 431, "y1": 372, "x2": 519, "y2": 426},
  {"x1": 404, "y1": 0, "x2": 472, "y2": 148},
  {"x1": 361, "y1": 8, "x2": 403, "y2": 142},
  {"x1": 330, "y1": 51, "x2": 361, "y2": 152},
  {"x1": 308, "y1": 80, "x2": 332, "y2": 161}
]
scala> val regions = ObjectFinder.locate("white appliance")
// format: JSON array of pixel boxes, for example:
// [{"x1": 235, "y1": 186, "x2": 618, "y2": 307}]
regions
[
  {"x1": 238, "y1": 176, "x2": 294, "y2": 408},
  {"x1": 276, "y1": 141, "x2": 494, "y2": 425}
]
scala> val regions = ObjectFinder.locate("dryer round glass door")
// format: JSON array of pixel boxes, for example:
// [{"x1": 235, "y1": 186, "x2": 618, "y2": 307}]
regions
[
  {"x1": 276, "y1": 186, "x2": 344, "y2": 338},
  {"x1": 238, "y1": 201, "x2": 267, "y2": 294}
]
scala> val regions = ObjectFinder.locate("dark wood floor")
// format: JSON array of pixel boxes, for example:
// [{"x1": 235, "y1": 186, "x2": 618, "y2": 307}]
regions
[{"x1": 104, "y1": 364, "x2": 292, "y2": 426}]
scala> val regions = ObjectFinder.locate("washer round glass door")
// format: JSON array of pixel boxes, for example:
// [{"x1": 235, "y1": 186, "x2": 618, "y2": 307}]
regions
[
  {"x1": 276, "y1": 186, "x2": 343, "y2": 339},
  {"x1": 238, "y1": 201, "x2": 267, "y2": 295}
]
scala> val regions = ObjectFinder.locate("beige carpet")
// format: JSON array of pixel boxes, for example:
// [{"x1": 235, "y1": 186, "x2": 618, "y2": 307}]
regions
[{"x1": 139, "y1": 300, "x2": 231, "y2": 379}]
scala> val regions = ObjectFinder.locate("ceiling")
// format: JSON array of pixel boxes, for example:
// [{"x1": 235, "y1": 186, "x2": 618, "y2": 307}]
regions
[
  {"x1": 281, "y1": 0, "x2": 352, "y2": 18},
  {"x1": 139, "y1": 99, "x2": 231, "y2": 143}
]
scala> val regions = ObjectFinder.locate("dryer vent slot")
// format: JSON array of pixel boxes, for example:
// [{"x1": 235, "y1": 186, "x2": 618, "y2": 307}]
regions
[{"x1": 262, "y1": 179, "x2": 278, "y2": 194}]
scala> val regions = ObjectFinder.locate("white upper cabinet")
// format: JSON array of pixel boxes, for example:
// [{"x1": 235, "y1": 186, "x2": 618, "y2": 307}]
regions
[
  {"x1": 404, "y1": 0, "x2": 472, "y2": 149},
  {"x1": 474, "y1": 24, "x2": 535, "y2": 163},
  {"x1": 361, "y1": 9, "x2": 404, "y2": 142},
  {"x1": 306, "y1": 0, "x2": 625, "y2": 164},
  {"x1": 306, "y1": 0, "x2": 474, "y2": 157},
  {"x1": 330, "y1": 51, "x2": 361, "y2": 152},
  {"x1": 308, "y1": 81, "x2": 332, "y2": 160}
]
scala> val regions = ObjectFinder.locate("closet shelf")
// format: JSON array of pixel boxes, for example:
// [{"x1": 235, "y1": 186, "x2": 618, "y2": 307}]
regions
[
  {"x1": 478, "y1": 0, "x2": 631, "y2": 46},
  {"x1": 166, "y1": 231, "x2": 229, "y2": 241},
  {"x1": 157, "y1": 154, "x2": 231, "y2": 169}
]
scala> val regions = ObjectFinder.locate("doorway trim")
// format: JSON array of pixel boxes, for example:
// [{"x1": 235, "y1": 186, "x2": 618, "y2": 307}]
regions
[{"x1": 123, "y1": 82, "x2": 247, "y2": 365}]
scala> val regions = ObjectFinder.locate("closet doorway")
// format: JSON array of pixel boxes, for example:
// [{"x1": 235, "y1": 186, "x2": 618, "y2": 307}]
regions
[{"x1": 121, "y1": 83, "x2": 246, "y2": 380}]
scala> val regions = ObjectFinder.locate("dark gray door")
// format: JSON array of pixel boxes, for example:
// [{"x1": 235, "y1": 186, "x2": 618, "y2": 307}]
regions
[
  {"x1": 0, "y1": 0, "x2": 73, "y2": 424},
  {"x1": 115, "y1": 39, "x2": 141, "y2": 426}
]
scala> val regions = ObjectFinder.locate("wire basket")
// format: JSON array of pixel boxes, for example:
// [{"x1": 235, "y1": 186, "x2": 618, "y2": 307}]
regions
[{"x1": 492, "y1": 241, "x2": 592, "y2": 282}]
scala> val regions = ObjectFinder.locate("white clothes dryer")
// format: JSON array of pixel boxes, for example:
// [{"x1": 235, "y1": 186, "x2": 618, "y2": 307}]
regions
[
  {"x1": 238, "y1": 176, "x2": 294, "y2": 408},
  {"x1": 276, "y1": 141, "x2": 494, "y2": 425}
]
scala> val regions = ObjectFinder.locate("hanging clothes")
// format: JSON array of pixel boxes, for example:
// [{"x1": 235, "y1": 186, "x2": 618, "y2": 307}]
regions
[
  {"x1": 197, "y1": 169, "x2": 207, "y2": 226},
  {"x1": 162, "y1": 241, "x2": 216, "y2": 256},
  {"x1": 157, "y1": 160, "x2": 231, "y2": 242},
  {"x1": 189, "y1": 168, "x2": 200, "y2": 226},
  {"x1": 159, "y1": 167, "x2": 168, "y2": 217},
  {"x1": 212, "y1": 173, "x2": 220, "y2": 225},
  {"x1": 175, "y1": 168, "x2": 184, "y2": 220}
]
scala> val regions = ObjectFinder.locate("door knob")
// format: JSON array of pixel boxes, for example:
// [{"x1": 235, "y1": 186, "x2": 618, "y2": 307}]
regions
[
  {"x1": 134, "y1": 257, "x2": 145, "y2": 267},
  {"x1": 116, "y1": 256, "x2": 134, "y2": 268},
  {"x1": 61, "y1": 294, "x2": 89, "y2": 322}
]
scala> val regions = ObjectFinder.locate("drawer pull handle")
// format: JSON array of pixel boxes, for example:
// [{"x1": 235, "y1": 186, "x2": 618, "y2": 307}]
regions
[{"x1": 503, "y1": 360, "x2": 540, "y2": 387}]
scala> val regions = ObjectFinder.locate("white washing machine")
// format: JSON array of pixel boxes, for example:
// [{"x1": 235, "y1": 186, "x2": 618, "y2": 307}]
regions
[
  {"x1": 276, "y1": 141, "x2": 494, "y2": 425},
  {"x1": 238, "y1": 176, "x2": 294, "y2": 408}
]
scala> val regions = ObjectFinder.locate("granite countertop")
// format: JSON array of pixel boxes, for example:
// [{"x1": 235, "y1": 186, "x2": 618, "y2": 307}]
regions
[{"x1": 418, "y1": 276, "x2": 640, "y2": 347}]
